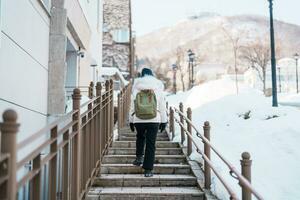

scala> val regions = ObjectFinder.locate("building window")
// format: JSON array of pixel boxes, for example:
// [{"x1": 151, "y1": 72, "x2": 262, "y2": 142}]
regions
[{"x1": 112, "y1": 29, "x2": 130, "y2": 43}]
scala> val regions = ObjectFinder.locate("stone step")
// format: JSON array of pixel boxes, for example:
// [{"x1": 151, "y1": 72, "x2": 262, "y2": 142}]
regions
[
  {"x1": 100, "y1": 164, "x2": 191, "y2": 174},
  {"x1": 111, "y1": 141, "x2": 179, "y2": 148},
  {"x1": 87, "y1": 187, "x2": 204, "y2": 200},
  {"x1": 119, "y1": 132, "x2": 169, "y2": 138},
  {"x1": 119, "y1": 136, "x2": 169, "y2": 141},
  {"x1": 102, "y1": 155, "x2": 187, "y2": 164},
  {"x1": 93, "y1": 174, "x2": 198, "y2": 187},
  {"x1": 107, "y1": 148, "x2": 183, "y2": 155}
]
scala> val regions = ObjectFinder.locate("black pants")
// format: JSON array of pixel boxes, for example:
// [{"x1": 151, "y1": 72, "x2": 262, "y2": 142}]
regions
[{"x1": 134, "y1": 123, "x2": 159, "y2": 170}]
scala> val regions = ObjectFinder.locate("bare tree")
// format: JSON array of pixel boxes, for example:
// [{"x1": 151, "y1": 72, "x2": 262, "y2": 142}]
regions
[
  {"x1": 240, "y1": 38, "x2": 281, "y2": 93},
  {"x1": 175, "y1": 47, "x2": 186, "y2": 91},
  {"x1": 221, "y1": 26, "x2": 243, "y2": 94}
]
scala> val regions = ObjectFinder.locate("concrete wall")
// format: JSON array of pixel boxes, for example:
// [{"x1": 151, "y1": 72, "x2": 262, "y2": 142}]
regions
[
  {"x1": 78, "y1": 0, "x2": 103, "y2": 87},
  {"x1": 48, "y1": 0, "x2": 103, "y2": 113},
  {"x1": 0, "y1": 0, "x2": 50, "y2": 141},
  {"x1": 0, "y1": 0, "x2": 103, "y2": 138}
]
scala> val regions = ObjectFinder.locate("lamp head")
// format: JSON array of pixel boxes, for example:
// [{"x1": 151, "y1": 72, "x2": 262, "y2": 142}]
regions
[
  {"x1": 187, "y1": 49, "x2": 195, "y2": 61},
  {"x1": 294, "y1": 53, "x2": 299, "y2": 60},
  {"x1": 172, "y1": 64, "x2": 177, "y2": 71}
]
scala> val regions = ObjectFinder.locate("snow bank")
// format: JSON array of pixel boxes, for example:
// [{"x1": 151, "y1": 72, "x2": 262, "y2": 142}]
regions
[
  {"x1": 168, "y1": 78, "x2": 300, "y2": 200},
  {"x1": 279, "y1": 93, "x2": 300, "y2": 107}
]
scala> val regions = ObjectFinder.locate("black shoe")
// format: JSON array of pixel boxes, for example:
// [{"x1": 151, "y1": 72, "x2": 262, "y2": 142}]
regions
[
  {"x1": 132, "y1": 157, "x2": 143, "y2": 166},
  {"x1": 144, "y1": 170, "x2": 153, "y2": 177}
]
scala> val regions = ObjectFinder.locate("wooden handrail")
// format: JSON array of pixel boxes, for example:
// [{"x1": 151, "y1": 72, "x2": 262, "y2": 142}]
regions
[
  {"x1": 0, "y1": 79, "x2": 131, "y2": 200},
  {"x1": 17, "y1": 110, "x2": 76, "y2": 150},
  {"x1": 117, "y1": 82, "x2": 132, "y2": 130},
  {"x1": 170, "y1": 106, "x2": 264, "y2": 200}
]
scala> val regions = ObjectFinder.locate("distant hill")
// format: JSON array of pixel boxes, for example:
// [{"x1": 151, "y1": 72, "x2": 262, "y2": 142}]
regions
[{"x1": 136, "y1": 13, "x2": 300, "y2": 89}]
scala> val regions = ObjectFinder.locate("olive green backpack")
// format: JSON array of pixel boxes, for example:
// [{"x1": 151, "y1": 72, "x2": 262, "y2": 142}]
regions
[{"x1": 134, "y1": 90, "x2": 157, "y2": 119}]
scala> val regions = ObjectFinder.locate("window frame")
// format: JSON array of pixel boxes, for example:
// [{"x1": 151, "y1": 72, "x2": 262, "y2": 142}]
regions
[{"x1": 112, "y1": 28, "x2": 130, "y2": 44}]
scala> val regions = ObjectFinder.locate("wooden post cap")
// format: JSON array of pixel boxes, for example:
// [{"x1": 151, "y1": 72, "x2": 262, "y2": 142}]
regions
[
  {"x1": 242, "y1": 152, "x2": 251, "y2": 160},
  {"x1": 96, "y1": 82, "x2": 102, "y2": 89},
  {"x1": 1, "y1": 110, "x2": 19, "y2": 134},
  {"x1": 72, "y1": 88, "x2": 81, "y2": 99},
  {"x1": 105, "y1": 80, "x2": 110, "y2": 89},
  {"x1": 3, "y1": 110, "x2": 18, "y2": 123}
]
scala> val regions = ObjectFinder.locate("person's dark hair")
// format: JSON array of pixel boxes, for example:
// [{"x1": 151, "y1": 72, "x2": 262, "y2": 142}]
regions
[{"x1": 141, "y1": 68, "x2": 153, "y2": 77}]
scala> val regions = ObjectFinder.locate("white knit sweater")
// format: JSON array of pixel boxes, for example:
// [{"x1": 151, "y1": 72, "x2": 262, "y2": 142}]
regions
[{"x1": 129, "y1": 76, "x2": 167, "y2": 123}]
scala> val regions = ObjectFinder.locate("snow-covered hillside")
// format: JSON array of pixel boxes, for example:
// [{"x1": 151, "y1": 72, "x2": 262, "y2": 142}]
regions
[
  {"x1": 137, "y1": 13, "x2": 300, "y2": 62},
  {"x1": 167, "y1": 78, "x2": 300, "y2": 200}
]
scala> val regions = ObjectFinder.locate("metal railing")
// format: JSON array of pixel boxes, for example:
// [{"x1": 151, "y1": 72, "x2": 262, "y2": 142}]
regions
[
  {"x1": 117, "y1": 83, "x2": 132, "y2": 130},
  {"x1": 0, "y1": 79, "x2": 130, "y2": 200},
  {"x1": 168, "y1": 102, "x2": 264, "y2": 200}
]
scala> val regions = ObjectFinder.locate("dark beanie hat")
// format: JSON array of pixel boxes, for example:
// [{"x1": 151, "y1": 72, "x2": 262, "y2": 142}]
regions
[{"x1": 141, "y1": 68, "x2": 153, "y2": 77}]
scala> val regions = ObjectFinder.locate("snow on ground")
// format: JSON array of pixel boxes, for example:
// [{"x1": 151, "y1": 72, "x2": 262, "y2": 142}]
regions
[
  {"x1": 279, "y1": 93, "x2": 300, "y2": 107},
  {"x1": 167, "y1": 77, "x2": 300, "y2": 200}
]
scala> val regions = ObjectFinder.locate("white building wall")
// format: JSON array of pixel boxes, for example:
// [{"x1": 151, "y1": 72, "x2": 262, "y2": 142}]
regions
[
  {"x1": 79, "y1": 0, "x2": 103, "y2": 85},
  {"x1": 0, "y1": 0, "x2": 50, "y2": 141}
]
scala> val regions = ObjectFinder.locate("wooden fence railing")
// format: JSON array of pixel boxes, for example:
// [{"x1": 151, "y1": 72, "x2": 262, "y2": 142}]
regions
[
  {"x1": 169, "y1": 103, "x2": 264, "y2": 200},
  {"x1": 117, "y1": 83, "x2": 132, "y2": 130},
  {"x1": 0, "y1": 79, "x2": 132, "y2": 200}
]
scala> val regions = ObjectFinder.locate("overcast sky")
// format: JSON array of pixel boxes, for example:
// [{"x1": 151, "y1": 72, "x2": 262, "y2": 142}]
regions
[{"x1": 132, "y1": 0, "x2": 300, "y2": 36}]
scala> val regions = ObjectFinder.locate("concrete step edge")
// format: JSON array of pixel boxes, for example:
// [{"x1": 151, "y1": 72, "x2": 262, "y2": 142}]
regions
[
  {"x1": 88, "y1": 187, "x2": 204, "y2": 195},
  {"x1": 103, "y1": 155, "x2": 186, "y2": 158},
  {"x1": 108, "y1": 147, "x2": 182, "y2": 150},
  {"x1": 101, "y1": 164, "x2": 190, "y2": 167},
  {"x1": 96, "y1": 174, "x2": 197, "y2": 180}
]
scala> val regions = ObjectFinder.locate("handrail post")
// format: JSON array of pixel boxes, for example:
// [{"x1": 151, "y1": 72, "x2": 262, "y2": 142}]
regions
[
  {"x1": 110, "y1": 79, "x2": 114, "y2": 139},
  {"x1": 179, "y1": 102, "x2": 184, "y2": 145},
  {"x1": 117, "y1": 93, "x2": 121, "y2": 133},
  {"x1": 49, "y1": 126, "x2": 58, "y2": 200},
  {"x1": 169, "y1": 107, "x2": 175, "y2": 140},
  {"x1": 31, "y1": 154, "x2": 41, "y2": 200},
  {"x1": 0, "y1": 110, "x2": 19, "y2": 199},
  {"x1": 187, "y1": 108, "x2": 192, "y2": 156},
  {"x1": 96, "y1": 82, "x2": 102, "y2": 162},
  {"x1": 87, "y1": 100, "x2": 93, "y2": 184},
  {"x1": 89, "y1": 81, "x2": 94, "y2": 99},
  {"x1": 123, "y1": 87, "x2": 127, "y2": 126},
  {"x1": 71, "y1": 88, "x2": 81, "y2": 199},
  {"x1": 120, "y1": 89, "x2": 124, "y2": 128},
  {"x1": 203, "y1": 121, "x2": 211, "y2": 190},
  {"x1": 105, "y1": 80, "x2": 110, "y2": 146},
  {"x1": 241, "y1": 152, "x2": 252, "y2": 200},
  {"x1": 62, "y1": 130, "x2": 70, "y2": 200}
]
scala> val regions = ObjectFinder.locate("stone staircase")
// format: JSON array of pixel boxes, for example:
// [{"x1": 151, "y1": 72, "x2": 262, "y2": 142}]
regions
[{"x1": 87, "y1": 127, "x2": 206, "y2": 200}]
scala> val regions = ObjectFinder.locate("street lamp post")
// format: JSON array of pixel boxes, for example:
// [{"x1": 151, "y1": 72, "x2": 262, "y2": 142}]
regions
[
  {"x1": 294, "y1": 53, "x2": 299, "y2": 93},
  {"x1": 172, "y1": 64, "x2": 178, "y2": 94},
  {"x1": 278, "y1": 67, "x2": 281, "y2": 93},
  {"x1": 187, "y1": 49, "x2": 195, "y2": 89},
  {"x1": 268, "y1": 0, "x2": 278, "y2": 107}
]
